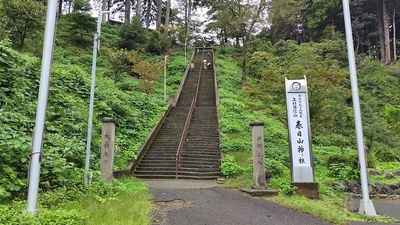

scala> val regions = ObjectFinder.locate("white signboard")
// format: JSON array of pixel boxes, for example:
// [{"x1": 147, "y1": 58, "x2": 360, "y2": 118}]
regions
[
  {"x1": 287, "y1": 92, "x2": 311, "y2": 166},
  {"x1": 285, "y1": 77, "x2": 315, "y2": 182}
]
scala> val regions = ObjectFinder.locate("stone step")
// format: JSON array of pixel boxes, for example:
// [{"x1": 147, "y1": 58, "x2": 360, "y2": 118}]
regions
[
  {"x1": 141, "y1": 156, "x2": 176, "y2": 160},
  {"x1": 177, "y1": 171, "x2": 222, "y2": 177},
  {"x1": 137, "y1": 161, "x2": 175, "y2": 167},
  {"x1": 136, "y1": 164, "x2": 176, "y2": 173},
  {"x1": 134, "y1": 169, "x2": 176, "y2": 175},
  {"x1": 134, "y1": 174, "x2": 177, "y2": 179},
  {"x1": 132, "y1": 52, "x2": 221, "y2": 180},
  {"x1": 175, "y1": 175, "x2": 220, "y2": 180},
  {"x1": 178, "y1": 167, "x2": 220, "y2": 172}
]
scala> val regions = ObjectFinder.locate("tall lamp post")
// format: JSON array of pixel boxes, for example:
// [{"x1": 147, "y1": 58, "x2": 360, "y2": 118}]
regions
[
  {"x1": 342, "y1": 0, "x2": 376, "y2": 215},
  {"x1": 85, "y1": 9, "x2": 110, "y2": 185},
  {"x1": 164, "y1": 55, "x2": 168, "y2": 102},
  {"x1": 25, "y1": 0, "x2": 58, "y2": 215},
  {"x1": 185, "y1": 38, "x2": 188, "y2": 66}
]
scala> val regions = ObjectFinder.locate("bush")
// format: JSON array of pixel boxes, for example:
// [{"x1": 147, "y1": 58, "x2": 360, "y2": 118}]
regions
[
  {"x1": 220, "y1": 155, "x2": 244, "y2": 178},
  {"x1": 118, "y1": 16, "x2": 148, "y2": 50},
  {"x1": 264, "y1": 159, "x2": 289, "y2": 177},
  {"x1": 328, "y1": 163, "x2": 359, "y2": 181},
  {"x1": 146, "y1": 30, "x2": 169, "y2": 55},
  {"x1": 373, "y1": 147, "x2": 400, "y2": 162},
  {"x1": 0, "y1": 201, "x2": 86, "y2": 225},
  {"x1": 326, "y1": 154, "x2": 360, "y2": 181}
]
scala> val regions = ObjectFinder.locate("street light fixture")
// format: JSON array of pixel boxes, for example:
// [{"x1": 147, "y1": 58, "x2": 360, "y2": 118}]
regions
[{"x1": 85, "y1": 9, "x2": 111, "y2": 185}]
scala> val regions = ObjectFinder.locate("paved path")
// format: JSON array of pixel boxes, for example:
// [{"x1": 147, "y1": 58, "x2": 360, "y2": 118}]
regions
[
  {"x1": 143, "y1": 180, "x2": 400, "y2": 225},
  {"x1": 348, "y1": 198, "x2": 400, "y2": 221}
]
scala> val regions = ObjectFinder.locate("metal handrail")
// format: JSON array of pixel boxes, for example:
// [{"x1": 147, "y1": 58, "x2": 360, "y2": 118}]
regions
[
  {"x1": 175, "y1": 97, "x2": 195, "y2": 176},
  {"x1": 175, "y1": 49, "x2": 205, "y2": 177}
]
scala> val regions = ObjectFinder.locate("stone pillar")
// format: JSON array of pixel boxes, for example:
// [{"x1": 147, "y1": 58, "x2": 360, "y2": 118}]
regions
[
  {"x1": 100, "y1": 118, "x2": 117, "y2": 183},
  {"x1": 250, "y1": 121, "x2": 266, "y2": 189}
]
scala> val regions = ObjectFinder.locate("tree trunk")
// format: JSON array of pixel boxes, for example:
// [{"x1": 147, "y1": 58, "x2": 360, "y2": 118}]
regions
[
  {"x1": 146, "y1": 0, "x2": 151, "y2": 29},
  {"x1": 377, "y1": 1, "x2": 384, "y2": 62},
  {"x1": 58, "y1": 0, "x2": 62, "y2": 15},
  {"x1": 136, "y1": 0, "x2": 142, "y2": 16},
  {"x1": 393, "y1": 7, "x2": 397, "y2": 62},
  {"x1": 186, "y1": 0, "x2": 192, "y2": 38},
  {"x1": 164, "y1": 0, "x2": 170, "y2": 37},
  {"x1": 383, "y1": 0, "x2": 391, "y2": 65},
  {"x1": 125, "y1": 0, "x2": 131, "y2": 24},
  {"x1": 156, "y1": 0, "x2": 162, "y2": 31},
  {"x1": 102, "y1": 0, "x2": 108, "y2": 23}
]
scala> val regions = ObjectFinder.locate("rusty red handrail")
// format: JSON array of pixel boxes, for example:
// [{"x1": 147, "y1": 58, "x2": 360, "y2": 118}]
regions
[
  {"x1": 176, "y1": 97, "x2": 195, "y2": 176},
  {"x1": 175, "y1": 49, "x2": 205, "y2": 177}
]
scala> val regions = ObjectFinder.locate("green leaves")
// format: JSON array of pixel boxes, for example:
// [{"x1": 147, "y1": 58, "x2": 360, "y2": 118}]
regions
[
  {"x1": 0, "y1": 0, "x2": 45, "y2": 50},
  {"x1": 220, "y1": 155, "x2": 244, "y2": 178}
]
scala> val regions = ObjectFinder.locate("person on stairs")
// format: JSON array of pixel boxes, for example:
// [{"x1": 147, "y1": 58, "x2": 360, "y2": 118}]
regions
[{"x1": 190, "y1": 62, "x2": 195, "y2": 72}]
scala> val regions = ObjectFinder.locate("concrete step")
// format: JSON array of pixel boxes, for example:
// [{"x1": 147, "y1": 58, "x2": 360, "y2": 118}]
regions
[
  {"x1": 134, "y1": 174, "x2": 177, "y2": 179},
  {"x1": 136, "y1": 166, "x2": 176, "y2": 171}
]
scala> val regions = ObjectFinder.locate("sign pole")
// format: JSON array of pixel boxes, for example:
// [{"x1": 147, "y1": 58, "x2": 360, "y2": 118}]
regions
[{"x1": 342, "y1": 0, "x2": 376, "y2": 215}]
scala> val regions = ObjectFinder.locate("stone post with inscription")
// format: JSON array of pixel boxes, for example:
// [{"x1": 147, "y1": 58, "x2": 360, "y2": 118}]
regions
[
  {"x1": 250, "y1": 121, "x2": 266, "y2": 189},
  {"x1": 285, "y1": 77, "x2": 319, "y2": 199},
  {"x1": 241, "y1": 122, "x2": 279, "y2": 197},
  {"x1": 100, "y1": 118, "x2": 117, "y2": 183}
]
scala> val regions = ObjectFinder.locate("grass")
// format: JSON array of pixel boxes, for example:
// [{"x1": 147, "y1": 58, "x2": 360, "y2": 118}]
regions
[
  {"x1": 61, "y1": 179, "x2": 154, "y2": 225},
  {"x1": 221, "y1": 152, "x2": 400, "y2": 224}
]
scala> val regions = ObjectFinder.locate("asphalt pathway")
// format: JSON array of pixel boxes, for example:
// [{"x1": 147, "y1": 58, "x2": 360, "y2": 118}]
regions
[{"x1": 143, "y1": 179, "x2": 400, "y2": 225}]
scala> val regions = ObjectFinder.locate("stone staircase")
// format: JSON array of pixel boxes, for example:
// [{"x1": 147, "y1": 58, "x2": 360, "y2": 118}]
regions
[{"x1": 134, "y1": 51, "x2": 222, "y2": 179}]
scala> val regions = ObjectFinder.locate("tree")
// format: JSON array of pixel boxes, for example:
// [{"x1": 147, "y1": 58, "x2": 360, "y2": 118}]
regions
[
  {"x1": 129, "y1": 55, "x2": 164, "y2": 93},
  {"x1": 118, "y1": 15, "x2": 149, "y2": 50},
  {"x1": 156, "y1": 0, "x2": 162, "y2": 30},
  {"x1": 393, "y1": 5, "x2": 397, "y2": 62},
  {"x1": 1, "y1": 0, "x2": 45, "y2": 51},
  {"x1": 267, "y1": 0, "x2": 307, "y2": 43},
  {"x1": 186, "y1": 0, "x2": 193, "y2": 38},
  {"x1": 64, "y1": 1, "x2": 95, "y2": 44},
  {"x1": 164, "y1": 0, "x2": 171, "y2": 37},
  {"x1": 104, "y1": 48, "x2": 135, "y2": 83},
  {"x1": 382, "y1": 0, "x2": 391, "y2": 65},
  {"x1": 125, "y1": 0, "x2": 131, "y2": 23},
  {"x1": 102, "y1": 0, "x2": 108, "y2": 23},
  {"x1": 136, "y1": 0, "x2": 142, "y2": 16},
  {"x1": 305, "y1": 0, "x2": 343, "y2": 41}
]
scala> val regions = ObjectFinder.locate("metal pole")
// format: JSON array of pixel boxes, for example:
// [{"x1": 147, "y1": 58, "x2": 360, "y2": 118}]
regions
[
  {"x1": 25, "y1": 0, "x2": 58, "y2": 215},
  {"x1": 342, "y1": 0, "x2": 376, "y2": 216},
  {"x1": 85, "y1": 10, "x2": 110, "y2": 185},
  {"x1": 164, "y1": 55, "x2": 167, "y2": 102},
  {"x1": 185, "y1": 38, "x2": 187, "y2": 66}
]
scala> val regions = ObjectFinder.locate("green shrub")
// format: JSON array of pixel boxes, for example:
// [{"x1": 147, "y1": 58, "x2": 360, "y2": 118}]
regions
[
  {"x1": 326, "y1": 154, "x2": 360, "y2": 181},
  {"x1": 220, "y1": 137, "x2": 249, "y2": 152},
  {"x1": 328, "y1": 162, "x2": 359, "y2": 181},
  {"x1": 146, "y1": 30, "x2": 168, "y2": 55},
  {"x1": 220, "y1": 155, "x2": 244, "y2": 178},
  {"x1": 118, "y1": 16, "x2": 148, "y2": 50},
  {"x1": 373, "y1": 146, "x2": 400, "y2": 162},
  {"x1": 0, "y1": 201, "x2": 86, "y2": 225},
  {"x1": 264, "y1": 159, "x2": 289, "y2": 177}
]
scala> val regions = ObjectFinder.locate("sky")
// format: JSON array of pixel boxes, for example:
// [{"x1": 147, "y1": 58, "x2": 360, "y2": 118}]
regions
[{"x1": 89, "y1": 0, "x2": 214, "y2": 42}]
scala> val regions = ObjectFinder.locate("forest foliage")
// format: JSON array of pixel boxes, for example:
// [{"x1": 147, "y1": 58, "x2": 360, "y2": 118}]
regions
[{"x1": 1, "y1": 0, "x2": 400, "y2": 223}]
